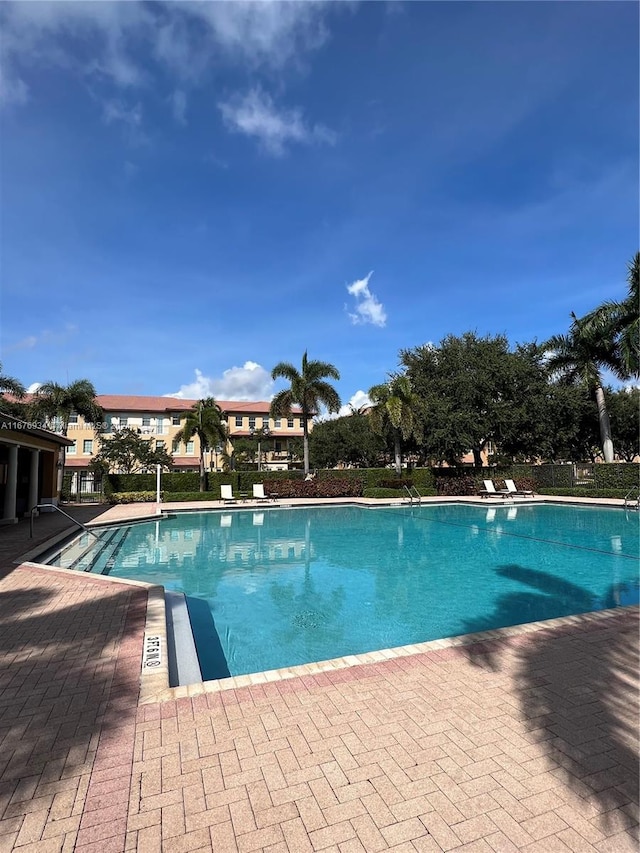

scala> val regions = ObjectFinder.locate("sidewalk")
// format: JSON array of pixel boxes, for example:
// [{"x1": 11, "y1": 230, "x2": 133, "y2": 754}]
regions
[{"x1": 0, "y1": 506, "x2": 637, "y2": 852}]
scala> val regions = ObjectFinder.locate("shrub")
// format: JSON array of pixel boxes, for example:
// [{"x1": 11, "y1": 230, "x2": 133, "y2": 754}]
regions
[
  {"x1": 435, "y1": 476, "x2": 478, "y2": 496},
  {"x1": 511, "y1": 477, "x2": 537, "y2": 494},
  {"x1": 109, "y1": 491, "x2": 160, "y2": 504},
  {"x1": 379, "y1": 479, "x2": 413, "y2": 489},
  {"x1": 264, "y1": 478, "x2": 363, "y2": 499}
]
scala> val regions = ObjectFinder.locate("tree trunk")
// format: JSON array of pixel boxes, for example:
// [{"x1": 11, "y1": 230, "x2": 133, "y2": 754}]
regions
[
  {"x1": 199, "y1": 452, "x2": 206, "y2": 492},
  {"x1": 394, "y1": 431, "x2": 402, "y2": 475},
  {"x1": 303, "y1": 422, "x2": 310, "y2": 476},
  {"x1": 595, "y1": 385, "x2": 614, "y2": 463},
  {"x1": 472, "y1": 446, "x2": 483, "y2": 467}
]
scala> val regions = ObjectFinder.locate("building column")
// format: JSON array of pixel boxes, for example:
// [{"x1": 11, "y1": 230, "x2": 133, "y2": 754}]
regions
[
  {"x1": 28, "y1": 449, "x2": 40, "y2": 516},
  {"x1": 2, "y1": 445, "x2": 19, "y2": 523}
]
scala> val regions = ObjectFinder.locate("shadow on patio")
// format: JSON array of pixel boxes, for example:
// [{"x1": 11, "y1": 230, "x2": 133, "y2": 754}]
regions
[
  {"x1": 0, "y1": 555, "x2": 145, "y2": 849},
  {"x1": 461, "y1": 563, "x2": 639, "y2": 842}
]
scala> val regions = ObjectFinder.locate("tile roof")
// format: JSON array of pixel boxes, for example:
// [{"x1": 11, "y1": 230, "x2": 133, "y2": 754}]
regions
[{"x1": 95, "y1": 395, "x2": 303, "y2": 415}]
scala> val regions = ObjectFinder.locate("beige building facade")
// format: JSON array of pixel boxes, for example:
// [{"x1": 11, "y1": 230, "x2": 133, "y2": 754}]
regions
[{"x1": 64, "y1": 395, "x2": 310, "y2": 491}]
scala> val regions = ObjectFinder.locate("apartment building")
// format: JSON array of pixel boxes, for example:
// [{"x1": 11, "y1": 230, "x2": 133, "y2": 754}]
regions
[{"x1": 64, "y1": 395, "x2": 310, "y2": 492}]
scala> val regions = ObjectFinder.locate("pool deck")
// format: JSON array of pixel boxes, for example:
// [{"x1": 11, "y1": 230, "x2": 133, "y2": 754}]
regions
[{"x1": 0, "y1": 498, "x2": 638, "y2": 852}]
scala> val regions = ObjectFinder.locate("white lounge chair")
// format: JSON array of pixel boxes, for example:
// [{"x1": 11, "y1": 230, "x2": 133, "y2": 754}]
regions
[
  {"x1": 220, "y1": 484, "x2": 237, "y2": 504},
  {"x1": 252, "y1": 483, "x2": 270, "y2": 503},
  {"x1": 479, "y1": 479, "x2": 506, "y2": 499},
  {"x1": 503, "y1": 479, "x2": 534, "y2": 497}
]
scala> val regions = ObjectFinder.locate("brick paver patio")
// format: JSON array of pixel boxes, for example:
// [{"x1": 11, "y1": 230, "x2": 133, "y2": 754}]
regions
[{"x1": 0, "y1": 505, "x2": 637, "y2": 852}]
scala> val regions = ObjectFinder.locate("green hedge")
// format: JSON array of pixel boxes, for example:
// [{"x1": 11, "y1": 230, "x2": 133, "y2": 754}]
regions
[
  {"x1": 537, "y1": 487, "x2": 629, "y2": 499},
  {"x1": 104, "y1": 464, "x2": 638, "y2": 499},
  {"x1": 161, "y1": 492, "x2": 224, "y2": 502},
  {"x1": 364, "y1": 487, "x2": 437, "y2": 499}
]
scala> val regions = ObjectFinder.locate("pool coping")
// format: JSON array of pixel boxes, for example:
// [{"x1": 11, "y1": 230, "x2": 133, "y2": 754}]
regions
[{"x1": 17, "y1": 495, "x2": 638, "y2": 705}]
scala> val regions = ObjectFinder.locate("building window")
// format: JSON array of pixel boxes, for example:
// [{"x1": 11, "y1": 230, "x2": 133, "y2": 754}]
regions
[
  {"x1": 156, "y1": 440, "x2": 165, "y2": 451},
  {"x1": 83, "y1": 439, "x2": 93, "y2": 454},
  {"x1": 142, "y1": 415, "x2": 151, "y2": 427},
  {"x1": 287, "y1": 417, "x2": 294, "y2": 428},
  {"x1": 120, "y1": 416, "x2": 129, "y2": 428},
  {"x1": 186, "y1": 441, "x2": 194, "y2": 455},
  {"x1": 248, "y1": 416, "x2": 256, "y2": 430},
  {"x1": 67, "y1": 441, "x2": 77, "y2": 455},
  {"x1": 172, "y1": 440, "x2": 180, "y2": 453},
  {"x1": 274, "y1": 418, "x2": 281, "y2": 429},
  {"x1": 172, "y1": 414, "x2": 181, "y2": 426},
  {"x1": 68, "y1": 413, "x2": 78, "y2": 424},
  {"x1": 235, "y1": 416, "x2": 243, "y2": 427}
]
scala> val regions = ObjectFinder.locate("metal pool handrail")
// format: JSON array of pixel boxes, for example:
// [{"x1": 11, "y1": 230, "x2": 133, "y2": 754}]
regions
[
  {"x1": 623, "y1": 486, "x2": 640, "y2": 510},
  {"x1": 29, "y1": 504, "x2": 101, "y2": 540},
  {"x1": 403, "y1": 484, "x2": 422, "y2": 505}
]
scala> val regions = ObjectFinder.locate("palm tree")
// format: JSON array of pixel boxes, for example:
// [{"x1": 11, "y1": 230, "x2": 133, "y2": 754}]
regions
[
  {"x1": 368, "y1": 374, "x2": 420, "y2": 475},
  {"x1": 270, "y1": 352, "x2": 341, "y2": 476},
  {"x1": 30, "y1": 379, "x2": 103, "y2": 490},
  {"x1": 0, "y1": 363, "x2": 26, "y2": 418},
  {"x1": 0, "y1": 363, "x2": 25, "y2": 399},
  {"x1": 174, "y1": 398, "x2": 227, "y2": 491},
  {"x1": 544, "y1": 316, "x2": 616, "y2": 463},
  {"x1": 30, "y1": 379, "x2": 103, "y2": 434},
  {"x1": 579, "y1": 253, "x2": 639, "y2": 381}
]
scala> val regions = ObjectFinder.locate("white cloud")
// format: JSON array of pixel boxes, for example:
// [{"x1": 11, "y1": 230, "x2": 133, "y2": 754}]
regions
[
  {"x1": 338, "y1": 390, "x2": 372, "y2": 417},
  {"x1": 317, "y1": 390, "x2": 372, "y2": 422},
  {"x1": 0, "y1": 1, "x2": 335, "y2": 109},
  {"x1": 183, "y1": 1, "x2": 330, "y2": 69},
  {"x1": 219, "y1": 88, "x2": 335, "y2": 156},
  {"x1": 6, "y1": 335, "x2": 38, "y2": 352},
  {"x1": 101, "y1": 98, "x2": 148, "y2": 145},
  {"x1": 167, "y1": 362, "x2": 274, "y2": 401},
  {"x1": 4, "y1": 325, "x2": 78, "y2": 353},
  {"x1": 346, "y1": 271, "x2": 387, "y2": 328}
]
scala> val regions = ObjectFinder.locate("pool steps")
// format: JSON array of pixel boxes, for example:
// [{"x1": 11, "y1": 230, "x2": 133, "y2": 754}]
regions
[{"x1": 41, "y1": 526, "x2": 128, "y2": 573}]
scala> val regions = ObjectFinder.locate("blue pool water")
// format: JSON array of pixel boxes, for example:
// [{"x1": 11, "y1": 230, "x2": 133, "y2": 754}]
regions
[{"x1": 51, "y1": 503, "x2": 639, "y2": 679}]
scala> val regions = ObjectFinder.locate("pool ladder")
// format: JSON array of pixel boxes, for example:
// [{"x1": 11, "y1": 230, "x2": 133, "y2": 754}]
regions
[
  {"x1": 404, "y1": 485, "x2": 422, "y2": 505},
  {"x1": 623, "y1": 486, "x2": 640, "y2": 511}
]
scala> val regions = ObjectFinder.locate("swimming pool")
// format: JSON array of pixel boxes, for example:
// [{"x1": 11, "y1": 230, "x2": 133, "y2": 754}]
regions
[{"x1": 46, "y1": 503, "x2": 639, "y2": 680}]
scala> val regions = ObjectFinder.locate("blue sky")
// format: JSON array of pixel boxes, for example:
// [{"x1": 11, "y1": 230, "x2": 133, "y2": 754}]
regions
[{"x1": 1, "y1": 1, "x2": 638, "y2": 414}]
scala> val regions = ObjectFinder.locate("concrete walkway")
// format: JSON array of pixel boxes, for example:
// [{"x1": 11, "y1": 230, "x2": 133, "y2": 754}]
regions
[{"x1": 0, "y1": 504, "x2": 637, "y2": 852}]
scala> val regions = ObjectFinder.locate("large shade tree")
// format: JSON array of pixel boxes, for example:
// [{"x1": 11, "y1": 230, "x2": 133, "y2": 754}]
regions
[
  {"x1": 174, "y1": 398, "x2": 227, "y2": 491},
  {"x1": 310, "y1": 412, "x2": 386, "y2": 469},
  {"x1": 91, "y1": 428, "x2": 175, "y2": 475},
  {"x1": 368, "y1": 374, "x2": 420, "y2": 475},
  {"x1": 270, "y1": 352, "x2": 341, "y2": 476},
  {"x1": 401, "y1": 333, "x2": 522, "y2": 466},
  {"x1": 607, "y1": 388, "x2": 640, "y2": 462}
]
